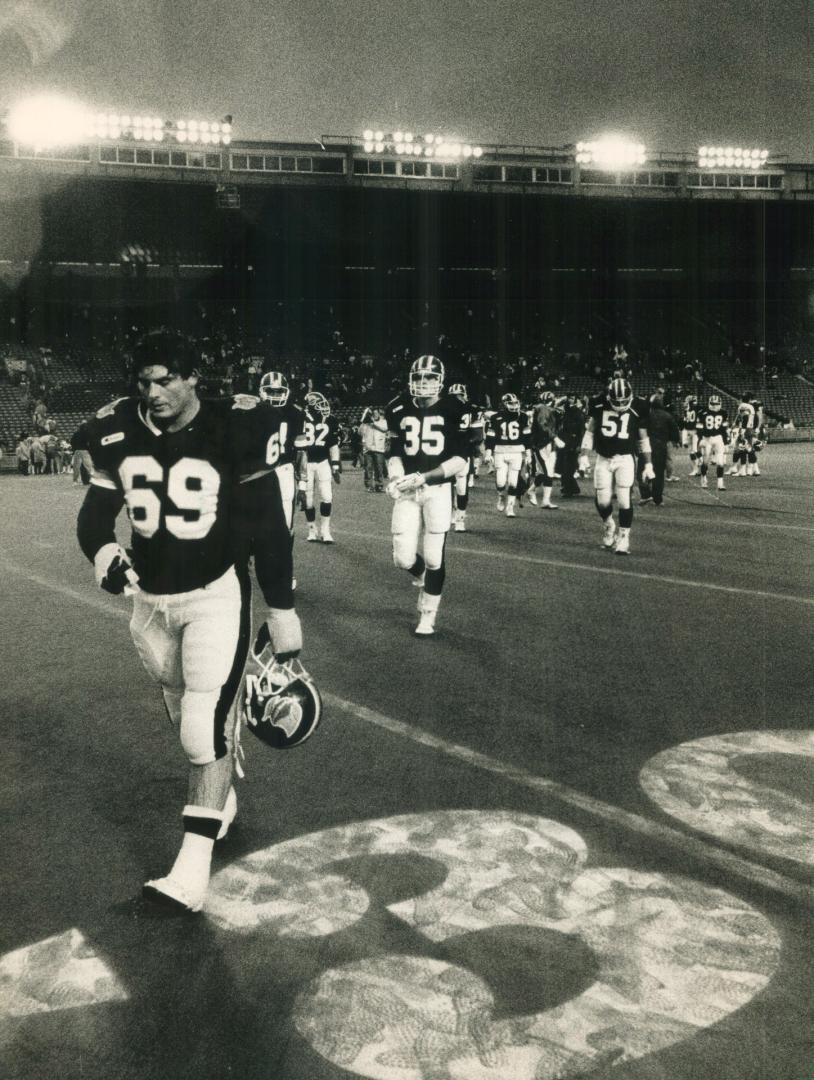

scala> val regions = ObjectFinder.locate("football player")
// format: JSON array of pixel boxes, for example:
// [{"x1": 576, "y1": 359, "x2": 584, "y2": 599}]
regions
[
  {"x1": 681, "y1": 395, "x2": 701, "y2": 475},
  {"x1": 255, "y1": 371, "x2": 309, "y2": 529},
  {"x1": 385, "y1": 355, "x2": 470, "y2": 635},
  {"x1": 448, "y1": 383, "x2": 479, "y2": 531},
  {"x1": 301, "y1": 391, "x2": 342, "y2": 543},
  {"x1": 695, "y1": 395, "x2": 730, "y2": 490},
  {"x1": 484, "y1": 393, "x2": 532, "y2": 517},
  {"x1": 579, "y1": 377, "x2": 654, "y2": 555},
  {"x1": 728, "y1": 394, "x2": 757, "y2": 476},
  {"x1": 77, "y1": 330, "x2": 306, "y2": 913},
  {"x1": 530, "y1": 390, "x2": 565, "y2": 510}
]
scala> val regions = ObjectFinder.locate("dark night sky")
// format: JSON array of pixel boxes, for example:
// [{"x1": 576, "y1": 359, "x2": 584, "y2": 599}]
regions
[{"x1": 0, "y1": 0, "x2": 813, "y2": 158}]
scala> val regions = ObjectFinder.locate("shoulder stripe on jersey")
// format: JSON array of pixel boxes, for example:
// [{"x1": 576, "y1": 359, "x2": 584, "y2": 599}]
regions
[{"x1": 90, "y1": 475, "x2": 118, "y2": 491}]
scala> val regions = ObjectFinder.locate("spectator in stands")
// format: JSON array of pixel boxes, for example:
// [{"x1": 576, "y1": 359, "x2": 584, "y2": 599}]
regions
[{"x1": 360, "y1": 407, "x2": 388, "y2": 492}]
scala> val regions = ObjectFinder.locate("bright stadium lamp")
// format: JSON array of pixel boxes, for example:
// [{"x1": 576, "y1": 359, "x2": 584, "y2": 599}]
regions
[
  {"x1": 6, "y1": 94, "x2": 92, "y2": 148},
  {"x1": 577, "y1": 134, "x2": 647, "y2": 169}
]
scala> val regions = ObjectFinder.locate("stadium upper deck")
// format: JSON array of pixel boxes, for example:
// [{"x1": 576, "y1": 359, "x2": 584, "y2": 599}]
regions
[{"x1": 0, "y1": 132, "x2": 803, "y2": 201}]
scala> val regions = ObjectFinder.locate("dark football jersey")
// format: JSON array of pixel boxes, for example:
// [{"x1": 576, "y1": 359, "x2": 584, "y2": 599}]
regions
[
  {"x1": 386, "y1": 393, "x2": 470, "y2": 475},
  {"x1": 230, "y1": 400, "x2": 307, "y2": 476},
  {"x1": 85, "y1": 397, "x2": 244, "y2": 594},
  {"x1": 486, "y1": 409, "x2": 532, "y2": 448},
  {"x1": 696, "y1": 409, "x2": 729, "y2": 437},
  {"x1": 303, "y1": 413, "x2": 341, "y2": 463},
  {"x1": 682, "y1": 404, "x2": 698, "y2": 428},
  {"x1": 589, "y1": 394, "x2": 650, "y2": 458},
  {"x1": 530, "y1": 402, "x2": 559, "y2": 448}
]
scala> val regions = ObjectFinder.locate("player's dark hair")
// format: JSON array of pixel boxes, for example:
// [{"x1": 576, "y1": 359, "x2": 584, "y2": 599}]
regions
[{"x1": 131, "y1": 329, "x2": 200, "y2": 379}]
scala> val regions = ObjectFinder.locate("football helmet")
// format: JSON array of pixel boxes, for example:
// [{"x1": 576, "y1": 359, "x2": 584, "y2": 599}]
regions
[
  {"x1": 708, "y1": 395, "x2": 722, "y2": 413},
  {"x1": 243, "y1": 624, "x2": 322, "y2": 749},
  {"x1": 501, "y1": 392, "x2": 521, "y2": 412},
  {"x1": 259, "y1": 371, "x2": 290, "y2": 407},
  {"x1": 409, "y1": 355, "x2": 444, "y2": 399},
  {"x1": 607, "y1": 377, "x2": 633, "y2": 412},
  {"x1": 305, "y1": 391, "x2": 331, "y2": 417},
  {"x1": 539, "y1": 390, "x2": 555, "y2": 406},
  {"x1": 448, "y1": 383, "x2": 468, "y2": 402}
]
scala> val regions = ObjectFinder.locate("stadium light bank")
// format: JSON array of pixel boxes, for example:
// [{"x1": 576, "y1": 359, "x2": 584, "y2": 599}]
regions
[{"x1": 4, "y1": 93, "x2": 233, "y2": 149}]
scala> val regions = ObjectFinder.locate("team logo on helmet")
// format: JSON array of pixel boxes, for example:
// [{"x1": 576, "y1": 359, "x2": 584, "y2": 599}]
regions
[
  {"x1": 243, "y1": 625, "x2": 322, "y2": 750},
  {"x1": 501, "y1": 392, "x2": 521, "y2": 413},
  {"x1": 608, "y1": 377, "x2": 633, "y2": 412},
  {"x1": 259, "y1": 371, "x2": 290, "y2": 407},
  {"x1": 305, "y1": 391, "x2": 331, "y2": 417},
  {"x1": 708, "y1": 395, "x2": 722, "y2": 413},
  {"x1": 448, "y1": 383, "x2": 468, "y2": 402},
  {"x1": 409, "y1": 355, "x2": 444, "y2": 400},
  {"x1": 539, "y1": 390, "x2": 555, "y2": 406}
]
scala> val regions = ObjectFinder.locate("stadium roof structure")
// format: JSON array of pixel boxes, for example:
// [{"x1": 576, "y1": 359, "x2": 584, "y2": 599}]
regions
[{"x1": 0, "y1": 124, "x2": 804, "y2": 202}]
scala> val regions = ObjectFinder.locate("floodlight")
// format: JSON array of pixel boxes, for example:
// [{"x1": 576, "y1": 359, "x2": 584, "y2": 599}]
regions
[
  {"x1": 189, "y1": 119, "x2": 199, "y2": 131},
  {"x1": 425, "y1": 134, "x2": 434, "y2": 144},
  {"x1": 6, "y1": 94, "x2": 94, "y2": 148},
  {"x1": 473, "y1": 147, "x2": 483, "y2": 157},
  {"x1": 463, "y1": 145, "x2": 472, "y2": 157},
  {"x1": 425, "y1": 146, "x2": 434, "y2": 156},
  {"x1": 222, "y1": 122, "x2": 232, "y2": 134},
  {"x1": 201, "y1": 132, "x2": 212, "y2": 144},
  {"x1": 178, "y1": 120, "x2": 187, "y2": 130},
  {"x1": 363, "y1": 140, "x2": 373, "y2": 152},
  {"x1": 222, "y1": 134, "x2": 231, "y2": 145},
  {"x1": 404, "y1": 132, "x2": 413, "y2": 142},
  {"x1": 374, "y1": 141, "x2": 384, "y2": 152},
  {"x1": 395, "y1": 142, "x2": 404, "y2": 153},
  {"x1": 394, "y1": 130, "x2": 403, "y2": 142},
  {"x1": 177, "y1": 131, "x2": 188, "y2": 143},
  {"x1": 374, "y1": 130, "x2": 383, "y2": 140},
  {"x1": 155, "y1": 130, "x2": 164, "y2": 142},
  {"x1": 576, "y1": 134, "x2": 647, "y2": 170},
  {"x1": 363, "y1": 129, "x2": 373, "y2": 140},
  {"x1": 200, "y1": 121, "x2": 210, "y2": 132}
]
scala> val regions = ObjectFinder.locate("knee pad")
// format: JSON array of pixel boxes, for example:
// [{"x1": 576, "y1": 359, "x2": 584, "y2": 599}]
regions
[
  {"x1": 423, "y1": 531, "x2": 446, "y2": 571},
  {"x1": 180, "y1": 689, "x2": 222, "y2": 765},
  {"x1": 393, "y1": 533, "x2": 417, "y2": 570}
]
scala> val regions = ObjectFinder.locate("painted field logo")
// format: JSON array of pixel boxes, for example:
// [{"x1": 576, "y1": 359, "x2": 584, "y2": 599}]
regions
[{"x1": 206, "y1": 809, "x2": 780, "y2": 1080}]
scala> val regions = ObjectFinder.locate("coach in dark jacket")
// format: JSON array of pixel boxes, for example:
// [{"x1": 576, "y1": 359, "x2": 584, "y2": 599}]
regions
[
  {"x1": 639, "y1": 393, "x2": 681, "y2": 506},
  {"x1": 559, "y1": 395, "x2": 585, "y2": 496}
]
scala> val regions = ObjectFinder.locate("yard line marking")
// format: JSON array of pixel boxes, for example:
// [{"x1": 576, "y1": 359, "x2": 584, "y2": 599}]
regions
[
  {"x1": 324, "y1": 691, "x2": 814, "y2": 907},
  {"x1": 5, "y1": 555, "x2": 813, "y2": 906},
  {"x1": 338, "y1": 529, "x2": 814, "y2": 606}
]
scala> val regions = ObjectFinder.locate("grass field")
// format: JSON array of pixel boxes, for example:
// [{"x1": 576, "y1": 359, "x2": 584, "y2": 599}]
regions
[{"x1": 1, "y1": 445, "x2": 813, "y2": 1080}]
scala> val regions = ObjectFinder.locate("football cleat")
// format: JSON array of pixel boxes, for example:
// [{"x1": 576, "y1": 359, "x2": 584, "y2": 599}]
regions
[
  {"x1": 505, "y1": 503, "x2": 516, "y2": 517},
  {"x1": 496, "y1": 495, "x2": 506, "y2": 511},
  {"x1": 142, "y1": 876, "x2": 205, "y2": 914},
  {"x1": 259, "y1": 371, "x2": 290, "y2": 407},
  {"x1": 307, "y1": 525, "x2": 319, "y2": 542},
  {"x1": 409, "y1": 355, "x2": 444, "y2": 399},
  {"x1": 700, "y1": 476, "x2": 708, "y2": 488},
  {"x1": 608, "y1": 377, "x2": 633, "y2": 412},
  {"x1": 614, "y1": 530, "x2": 630, "y2": 555},
  {"x1": 528, "y1": 489, "x2": 539, "y2": 506},
  {"x1": 602, "y1": 519, "x2": 617, "y2": 548},
  {"x1": 542, "y1": 500, "x2": 559, "y2": 509},
  {"x1": 320, "y1": 525, "x2": 334, "y2": 544},
  {"x1": 244, "y1": 629, "x2": 322, "y2": 750},
  {"x1": 415, "y1": 612, "x2": 437, "y2": 636},
  {"x1": 453, "y1": 517, "x2": 466, "y2": 532}
]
